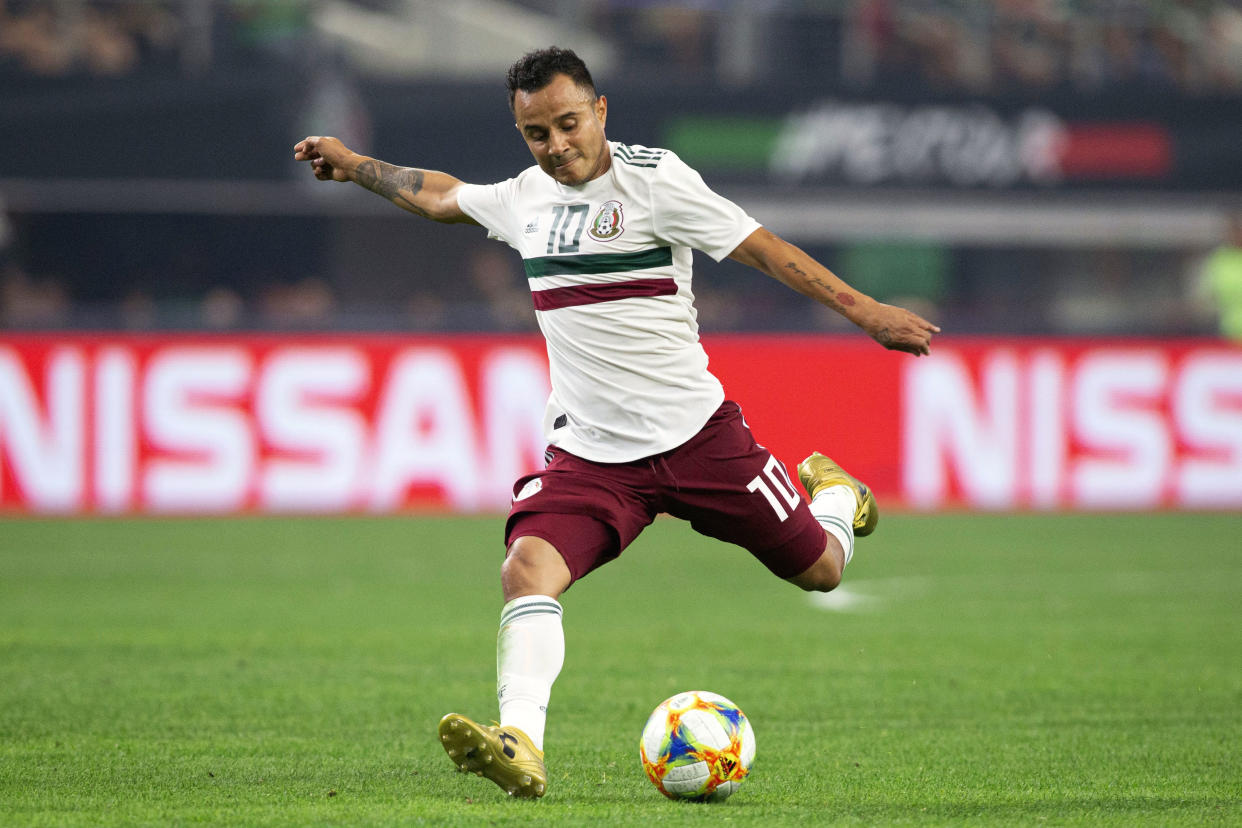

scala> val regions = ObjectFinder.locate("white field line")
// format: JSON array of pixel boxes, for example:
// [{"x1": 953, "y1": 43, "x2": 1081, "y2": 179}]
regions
[
  {"x1": 808, "y1": 568, "x2": 1229, "y2": 612},
  {"x1": 807, "y1": 575, "x2": 940, "y2": 612}
]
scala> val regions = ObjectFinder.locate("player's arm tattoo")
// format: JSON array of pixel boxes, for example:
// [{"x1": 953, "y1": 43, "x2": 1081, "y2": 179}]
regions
[
  {"x1": 784, "y1": 261, "x2": 856, "y2": 311},
  {"x1": 354, "y1": 160, "x2": 430, "y2": 217}
]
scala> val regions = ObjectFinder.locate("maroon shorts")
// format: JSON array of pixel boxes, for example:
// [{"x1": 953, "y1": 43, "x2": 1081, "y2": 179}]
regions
[{"x1": 505, "y1": 400, "x2": 827, "y2": 585}]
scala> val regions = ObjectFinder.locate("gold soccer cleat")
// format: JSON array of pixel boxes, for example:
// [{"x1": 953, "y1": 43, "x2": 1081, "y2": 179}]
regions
[
  {"x1": 797, "y1": 452, "x2": 879, "y2": 537},
  {"x1": 438, "y1": 713, "x2": 547, "y2": 799}
]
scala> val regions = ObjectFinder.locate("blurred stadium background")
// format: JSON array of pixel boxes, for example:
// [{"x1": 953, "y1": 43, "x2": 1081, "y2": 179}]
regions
[
  {"x1": 1, "y1": 0, "x2": 1241, "y2": 515},
  {"x1": 2, "y1": 6, "x2": 1241, "y2": 823}
]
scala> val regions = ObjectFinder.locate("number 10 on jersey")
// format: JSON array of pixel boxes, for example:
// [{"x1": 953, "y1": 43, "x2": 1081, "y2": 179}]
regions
[
  {"x1": 547, "y1": 204, "x2": 589, "y2": 254},
  {"x1": 747, "y1": 457, "x2": 802, "y2": 522}
]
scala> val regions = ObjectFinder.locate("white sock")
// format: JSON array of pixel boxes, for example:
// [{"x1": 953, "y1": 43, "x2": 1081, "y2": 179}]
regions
[
  {"x1": 810, "y1": 484, "x2": 856, "y2": 567},
  {"x1": 496, "y1": 595, "x2": 564, "y2": 751}
]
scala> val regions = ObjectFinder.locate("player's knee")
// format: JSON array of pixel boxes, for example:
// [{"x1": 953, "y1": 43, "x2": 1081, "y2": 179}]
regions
[
  {"x1": 501, "y1": 535, "x2": 571, "y2": 599},
  {"x1": 787, "y1": 547, "x2": 843, "y2": 592},
  {"x1": 500, "y1": 537, "x2": 541, "y2": 586},
  {"x1": 798, "y1": 566, "x2": 842, "y2": 593}
]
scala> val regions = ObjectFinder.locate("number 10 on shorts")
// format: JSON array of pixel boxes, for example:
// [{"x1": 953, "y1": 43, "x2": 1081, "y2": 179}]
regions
[{"x1": 747, "y1": 457, "x2": 801, "y2": 522}]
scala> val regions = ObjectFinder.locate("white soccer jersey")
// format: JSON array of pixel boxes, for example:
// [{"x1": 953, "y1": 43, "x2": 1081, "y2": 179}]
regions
[{"x1": 457, "y1": 141, "x2": 761, "y2": 462}]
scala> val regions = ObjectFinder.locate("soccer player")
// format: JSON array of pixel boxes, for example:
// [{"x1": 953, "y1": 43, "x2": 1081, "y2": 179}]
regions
[{"x1": 294, "y1": 46, "x2": 938, "y2": 799}]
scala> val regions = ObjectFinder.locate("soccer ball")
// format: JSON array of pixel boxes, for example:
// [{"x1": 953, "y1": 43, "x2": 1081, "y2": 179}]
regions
[{"x1": 639, "y1": 690, "x2": 755, "y2": 802}]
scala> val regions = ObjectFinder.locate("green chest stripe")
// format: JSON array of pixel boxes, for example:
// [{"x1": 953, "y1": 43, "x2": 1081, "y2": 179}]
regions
[{"x1": 524, "y1": 246, "x2": 673, "y2": 279}]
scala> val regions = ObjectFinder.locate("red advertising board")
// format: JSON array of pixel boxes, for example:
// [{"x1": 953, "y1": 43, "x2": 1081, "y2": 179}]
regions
[
  {"x1": 1, "y1": 334, "x2": 1239, "y2": 514},
  {"x1": 0, "y1": 334, "x2": 550, "y2": 514},
  {"x1": 708, "y1": 336, "x2": 1242, "y2": 511}
]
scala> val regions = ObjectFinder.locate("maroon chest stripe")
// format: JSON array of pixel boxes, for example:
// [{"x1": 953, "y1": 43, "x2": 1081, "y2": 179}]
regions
[{"x1": 532, "y1": 278, "x2": 678, "y2": 311}]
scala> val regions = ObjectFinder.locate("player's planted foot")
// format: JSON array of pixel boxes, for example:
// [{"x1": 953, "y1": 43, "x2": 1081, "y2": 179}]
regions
[
  {"x1": 797, "y1": 452, "x2": 879, "y2": 536},
  {"x1": 438, "y1": 713, "x2": 547, "y2": 798}
]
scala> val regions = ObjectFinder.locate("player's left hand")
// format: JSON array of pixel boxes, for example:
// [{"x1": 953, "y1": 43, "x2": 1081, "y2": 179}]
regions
[{"x1": 860, "y1": 303, "x2": 940, "y2": 356}]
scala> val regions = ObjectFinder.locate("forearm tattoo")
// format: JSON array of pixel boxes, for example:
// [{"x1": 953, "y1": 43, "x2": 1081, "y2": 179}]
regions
[
  {"x1": 784, "y1": 261, "x2": 856, "y2": 310},
  {"x1": 355, "y1": 160, "x2": 429, "y2": 217}
]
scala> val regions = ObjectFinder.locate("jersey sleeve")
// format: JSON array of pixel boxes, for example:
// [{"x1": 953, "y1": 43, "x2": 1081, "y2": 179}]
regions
[
  {"x1": 457, "y1": 178, "x2": 521, "y2": 248},
  {"x1": 649, "y1": 151, "x2": 761, "y2": 262}
]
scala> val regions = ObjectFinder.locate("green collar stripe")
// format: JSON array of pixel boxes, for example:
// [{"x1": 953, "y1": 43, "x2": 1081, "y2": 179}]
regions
[{"x1": 524, "y1": 247, "x2": 673, "y2": 279}]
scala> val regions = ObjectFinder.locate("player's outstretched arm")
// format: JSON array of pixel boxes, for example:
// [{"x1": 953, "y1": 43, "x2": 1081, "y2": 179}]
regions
[
  {"x1": 730, "y1": 227, "x2": 940, "y2": 356},
  {"x1": 292, "y1": 136, "x2": 477, "y2": 225}
]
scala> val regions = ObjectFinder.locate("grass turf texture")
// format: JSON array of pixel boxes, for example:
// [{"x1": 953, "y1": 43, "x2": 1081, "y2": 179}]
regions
[{"x1": 1, "y1": 513, "x2": 1239, "y2": 826}]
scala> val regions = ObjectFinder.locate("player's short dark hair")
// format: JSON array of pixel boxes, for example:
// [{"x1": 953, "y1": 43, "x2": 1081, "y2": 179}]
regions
[{"x1": 506, "y1": 47, "x2": 596, "y2": 110}]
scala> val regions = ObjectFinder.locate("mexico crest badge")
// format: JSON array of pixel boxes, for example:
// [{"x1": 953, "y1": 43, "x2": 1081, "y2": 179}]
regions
[{"x1": 588, "y1": 200, "x2": 625, "y2": 242}]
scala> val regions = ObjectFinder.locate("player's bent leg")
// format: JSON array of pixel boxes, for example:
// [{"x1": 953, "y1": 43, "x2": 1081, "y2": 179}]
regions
[
  {"x1": 438, "y1": 713, "x2": 547, "y2": 798},
  {"x1": 501, "y1": 535, "x2": 572, "y2": 601},
  {"x1": 786, "y1": 537, "x2": 844, "y2": 592},
  {"x1": 795, "y1": 452, "x2": 879, "y2": 575},
  {"x1": 797, "y1": 452, "x2": 879, "y2": 537}
]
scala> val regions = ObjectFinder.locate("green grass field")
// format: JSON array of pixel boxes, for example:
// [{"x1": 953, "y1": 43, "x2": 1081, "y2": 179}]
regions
[{"x1": 2, "y1": 512, "x2": 1240, "y2": 826}]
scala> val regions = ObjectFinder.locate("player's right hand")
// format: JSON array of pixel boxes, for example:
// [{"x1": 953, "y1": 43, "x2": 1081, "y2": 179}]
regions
[{"x1": 293, "y1": 135, "x2": 353, "y2": 182}]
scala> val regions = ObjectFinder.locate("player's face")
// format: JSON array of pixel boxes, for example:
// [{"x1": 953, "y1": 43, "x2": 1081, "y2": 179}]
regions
[{"x1": 514, "y1": 73, "x2": 610, "y2": 186}]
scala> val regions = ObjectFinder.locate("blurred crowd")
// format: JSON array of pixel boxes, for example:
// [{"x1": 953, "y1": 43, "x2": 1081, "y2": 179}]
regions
[
  {"x1": 0, "y1": 0, "x2": 180, "y2": 75},
  {"x1": 575, "y1": 0, "x2": 1242, "y2": 94},
  {"x1": 2, "y1": 0, "x2": 1241, "y2": 339},
  {"x1": 0, "y1": 0, "x2": 310, "y2": 76},
  {"x1": 1, "y1": 202, "x2": 1233, "y2": 339},
  {"x1": 850, "y1": 0, "x2": 1242, "y2": 93},
  {"x1": 3, "y1": 0, "x2": 1241, "y2": 94}
]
